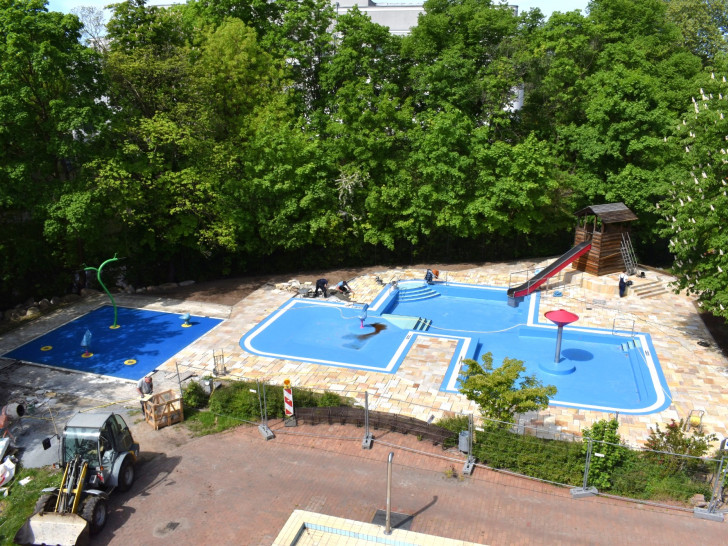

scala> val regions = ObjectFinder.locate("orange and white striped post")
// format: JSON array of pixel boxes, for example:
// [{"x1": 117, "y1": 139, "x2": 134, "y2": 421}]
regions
[{"x1": 283, "y1": 379, "x2": 296, "y2": 426}]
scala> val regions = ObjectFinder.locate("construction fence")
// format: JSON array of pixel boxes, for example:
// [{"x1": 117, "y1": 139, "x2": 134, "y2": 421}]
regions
[{"x1": 176, "y1": 370, "x2": 728, "y2": 519}]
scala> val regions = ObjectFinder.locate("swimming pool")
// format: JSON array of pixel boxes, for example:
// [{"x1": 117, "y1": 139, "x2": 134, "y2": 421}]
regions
[
  {"x1": 4, "y1": 306, "x2": 223, "y2": 380},
  {"x1": 240, "y1": 281, "x2": 671, "y2": 414}
]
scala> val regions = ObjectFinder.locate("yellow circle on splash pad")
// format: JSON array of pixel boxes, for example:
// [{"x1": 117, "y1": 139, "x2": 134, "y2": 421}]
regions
[
  {"x1": 81, "y1": 352, "x2": 94, "y2": 358},
  {"x1": 109, "y1": 324, "x2": 121, "y2": 329},
  {"x1": 181, "y1": 323, "x2": 192, "y2": 328},
  {"x1": 124, "y1": 359, "x2": 137, "y2": 366},
  {"x1": 40, "y1": 346, "x2": 53, "y2": 351}
]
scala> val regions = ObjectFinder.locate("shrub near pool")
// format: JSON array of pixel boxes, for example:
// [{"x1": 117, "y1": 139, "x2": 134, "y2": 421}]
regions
[{"x1": 204, "y1": 381, "x2": 351, "y2": 423}]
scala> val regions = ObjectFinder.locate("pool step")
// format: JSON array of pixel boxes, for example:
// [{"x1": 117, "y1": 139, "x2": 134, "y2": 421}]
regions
[
  {"x1": 414, "y1": 318, "x2": 432, "y2": 331},
  {"x1": 380, "y1": 314, "x2": 431, "y2": 331},
  {"x1": 397, "y1": 285, "x2": 440, "y2": 302},
  {"x1": 620, "y1": 338, "x2": 642, "y2": 352}
]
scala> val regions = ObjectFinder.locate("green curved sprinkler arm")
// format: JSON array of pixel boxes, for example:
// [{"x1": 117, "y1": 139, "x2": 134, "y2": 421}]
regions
[{"x1": 84, "y1": 254, "x2": 121, "y2": 329}]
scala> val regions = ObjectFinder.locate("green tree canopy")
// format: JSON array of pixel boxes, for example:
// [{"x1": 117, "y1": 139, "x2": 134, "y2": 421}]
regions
[{"x1": 459, "y1": 352, "x2": 557, "y2": 427}]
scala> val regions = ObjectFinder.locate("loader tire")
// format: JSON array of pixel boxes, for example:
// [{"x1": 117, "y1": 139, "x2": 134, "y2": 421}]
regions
[
  {"x1": 81, "y1": 496, "x2": 108, "y2": 534},
  {"x1": 117, "y1": 458, "x2": 134, "y2": 492},
  {"x1": 34, "y1": 493, "x2": 57, "y2": 514}
]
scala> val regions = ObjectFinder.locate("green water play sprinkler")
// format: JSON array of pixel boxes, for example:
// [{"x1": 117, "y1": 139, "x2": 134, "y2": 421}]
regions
[{"x1": 85, "y1": 254, "x2": 122, "y2": 329}]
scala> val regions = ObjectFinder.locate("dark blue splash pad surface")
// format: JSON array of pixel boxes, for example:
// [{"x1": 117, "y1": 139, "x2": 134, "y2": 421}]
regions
[{"x1": 4, "y1": 306, "x2": 223, "y2": 380}]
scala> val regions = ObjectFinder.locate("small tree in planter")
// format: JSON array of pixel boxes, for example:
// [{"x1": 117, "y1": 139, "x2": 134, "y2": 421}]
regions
[{"x1": 459, "y1": 352, "x2": 557, "y2": 428}]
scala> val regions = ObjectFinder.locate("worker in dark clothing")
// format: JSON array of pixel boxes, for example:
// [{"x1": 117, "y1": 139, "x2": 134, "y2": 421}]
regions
[
  {"x1": 313, "y1": 278, "x2": 329, "y2": 297},
  {"x1": 335, "y1": 280, "x2": 352, "y2": 295},
  {"x1": 425, "y1": 269, "x2": 439, "y2": 284}
]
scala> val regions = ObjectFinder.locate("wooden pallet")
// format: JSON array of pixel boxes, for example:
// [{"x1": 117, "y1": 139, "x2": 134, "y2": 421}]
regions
[{"x1": 143, "y1": 390, "x2": 184, "y2": 430}]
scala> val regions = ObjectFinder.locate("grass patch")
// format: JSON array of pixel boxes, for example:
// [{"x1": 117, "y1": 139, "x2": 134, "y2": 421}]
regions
[
  {"x1": 183, "y1": 408, "x2": 248, "y2": 437},
  {"x1": 0, "y1": 465, "x2": 61, "y2": 546}
]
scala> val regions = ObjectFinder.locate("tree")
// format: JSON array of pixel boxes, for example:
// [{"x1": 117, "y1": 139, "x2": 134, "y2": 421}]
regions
[
  {"x1": 402, "y1": 0, "x2": 521, "y2": 127},
  {"x1": 658, "y1": 71, "x2": 728, "y2": 318},
  {"x1": 459, "y1": 352, "x2": 557, "y2": 427},
  {"x1": 664, "y1": 0, "x2": 728, "y2": 61},
  {"x1": 0, "y1": 0, "x2": 107, "y2": 302}
]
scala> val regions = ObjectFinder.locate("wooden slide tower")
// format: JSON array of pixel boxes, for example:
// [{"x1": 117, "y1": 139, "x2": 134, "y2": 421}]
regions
[{"x1": 571, "y1": 203, "x2": 638, "y2": 276}]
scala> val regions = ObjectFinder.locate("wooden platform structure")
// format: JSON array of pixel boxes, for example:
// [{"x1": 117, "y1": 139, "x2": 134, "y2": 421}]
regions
[{"x1": 572, "y1": 203, "x2": 638, "y2": 276}]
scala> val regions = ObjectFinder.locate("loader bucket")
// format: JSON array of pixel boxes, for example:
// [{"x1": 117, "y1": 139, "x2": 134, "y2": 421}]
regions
[{"x1": 14, "y1": 512, "x2": 89, "y2": 546}]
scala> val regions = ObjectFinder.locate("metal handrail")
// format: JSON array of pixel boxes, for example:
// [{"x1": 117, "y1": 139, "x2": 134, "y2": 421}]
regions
[{"x1": 612, "y1": 317, "x2": 635, "y2": 338}]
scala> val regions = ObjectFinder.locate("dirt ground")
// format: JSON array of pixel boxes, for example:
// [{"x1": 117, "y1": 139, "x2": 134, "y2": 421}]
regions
[{"x1": 146, "y1": 262, "x2": 486, "y2": 306}]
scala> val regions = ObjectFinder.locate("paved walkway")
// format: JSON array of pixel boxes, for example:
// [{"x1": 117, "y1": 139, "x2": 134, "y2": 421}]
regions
[{"x1": 95, "y1": 421, "x2": 727, "y2": 545}]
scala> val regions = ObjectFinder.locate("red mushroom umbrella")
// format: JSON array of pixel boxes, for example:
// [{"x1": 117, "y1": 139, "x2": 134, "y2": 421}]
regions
[{"x1": 544, "y1": 309, "x2": 579, "y2": 364}]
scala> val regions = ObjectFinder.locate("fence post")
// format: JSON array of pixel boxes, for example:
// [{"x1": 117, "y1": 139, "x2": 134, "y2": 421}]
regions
[
  {"x1": 570, "y1": 438, "x2": 598, "y2": 498},
  {"x1": 384, "y1": 452, "x2": 394, "y2": 535},
  {"x1": 362, "y1": 392, "x2": 373, "y2": 449},
  {"x1": 462, "y1": 413, "x2": 475, "y2": 476},
  {"x1": 695, "y1": 449, "x2": 726, "y2": 522},
  {"x1": 256, "y1": 379, "x2": 274, "y2": 440}
]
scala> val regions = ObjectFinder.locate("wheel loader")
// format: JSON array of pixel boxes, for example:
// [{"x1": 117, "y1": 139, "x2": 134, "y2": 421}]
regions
[{"x1": 14, "y1": 411, "x2": 139, "y2": 546}]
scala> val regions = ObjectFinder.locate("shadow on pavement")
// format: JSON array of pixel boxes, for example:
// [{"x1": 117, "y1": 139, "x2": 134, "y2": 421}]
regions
[{"x1": 94, "y1": 451, "x2": 181, "y2": 545}]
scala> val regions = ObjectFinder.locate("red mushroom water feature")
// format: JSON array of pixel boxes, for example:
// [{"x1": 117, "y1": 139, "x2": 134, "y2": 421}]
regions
[{"x1": 541, "y1": 309, "x2": 579, "y2": 375}]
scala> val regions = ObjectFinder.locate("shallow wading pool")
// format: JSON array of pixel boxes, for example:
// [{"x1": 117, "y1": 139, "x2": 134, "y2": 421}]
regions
[{"x1": 240, "y1": 280, "x2": 671, "y2": 415}]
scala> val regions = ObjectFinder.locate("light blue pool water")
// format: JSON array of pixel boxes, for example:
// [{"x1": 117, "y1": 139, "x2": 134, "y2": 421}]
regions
[{"x1": 240, "y1": 281, "x2": 671, "y2": 414}]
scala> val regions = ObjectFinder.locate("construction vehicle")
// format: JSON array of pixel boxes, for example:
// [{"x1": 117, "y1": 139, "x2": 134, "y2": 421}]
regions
[{"x1": 15, "y1": 412, "x2": 139, "y2": 546}]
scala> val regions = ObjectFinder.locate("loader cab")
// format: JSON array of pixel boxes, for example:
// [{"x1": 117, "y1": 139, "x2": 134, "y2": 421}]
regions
[{"x1": 62, "y1": 412, "x2": 138, "y2": 491}]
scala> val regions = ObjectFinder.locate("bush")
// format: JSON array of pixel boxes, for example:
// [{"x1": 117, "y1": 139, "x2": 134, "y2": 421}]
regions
[
  {"x1": 318, "y1": 391, "x2": 343, "y2": 407},
  {"x1": 184, "y1": 409, "x2": 243, "y2": 436},
  {"x1": 435, "y1": 415, "x2": 469, "y2": 448},
  {"x1": 209, "y1": 381, "x2": 263, "y2": 421},
  {"x1": 644, "y1": 419, "x2": 717, "y2": 474},
  {"x1": 473, "y1": 427, "x2": 583, "y2": 485},
  {"x1": 183, "y1": 381, "x2": 209, "y2": 410},
  {"x1": 581, "y1": 419, "x2": 627, "y2": 490}
]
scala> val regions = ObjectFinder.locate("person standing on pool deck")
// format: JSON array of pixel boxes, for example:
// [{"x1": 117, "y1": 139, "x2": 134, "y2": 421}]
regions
[
  {"x1": 313, "y1": 278, "x2": 329, "y2": 297},
  {"x1": 618, "y1": 272, "x2": 627, "y2": 298},
  {"x1": 136, "y1": 376, "x2": 153, "y2": 413}
]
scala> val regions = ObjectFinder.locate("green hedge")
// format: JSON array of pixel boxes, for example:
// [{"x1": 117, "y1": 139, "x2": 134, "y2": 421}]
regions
[{"x1": 205, "y1": 381, "x2": 349, "y2": 422}]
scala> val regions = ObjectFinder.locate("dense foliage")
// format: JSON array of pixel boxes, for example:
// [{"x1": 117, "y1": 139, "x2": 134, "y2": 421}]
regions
[
  {"x1": 206, "y1": 380, "x2": 347, "y2": 422},
  {"x1": 459, "y1": 352, "x2": 557, "y2": 426},
  {"x1": 437, "y1": 414, "x2": 719, "y2": 503},
  {"x1": 2, "y1": 0, "x2": 728, "y2": 309}
]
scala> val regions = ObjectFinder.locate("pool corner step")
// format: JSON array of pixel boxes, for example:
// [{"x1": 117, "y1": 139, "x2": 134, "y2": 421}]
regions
[
  {"x1": 414, "y1": 318, "x2": 432, "y2": 331},
  {"x1": 379, "y1": 314, "x2": 432, "y2": 331},
  {"x1": 621, "y1": 338, "x2": 642, "y2": 352}
]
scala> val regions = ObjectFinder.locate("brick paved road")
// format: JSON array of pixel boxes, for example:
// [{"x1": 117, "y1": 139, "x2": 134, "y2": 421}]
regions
[{"x1": 95, "y1": 421, "x2": 726, "y2": 546}]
